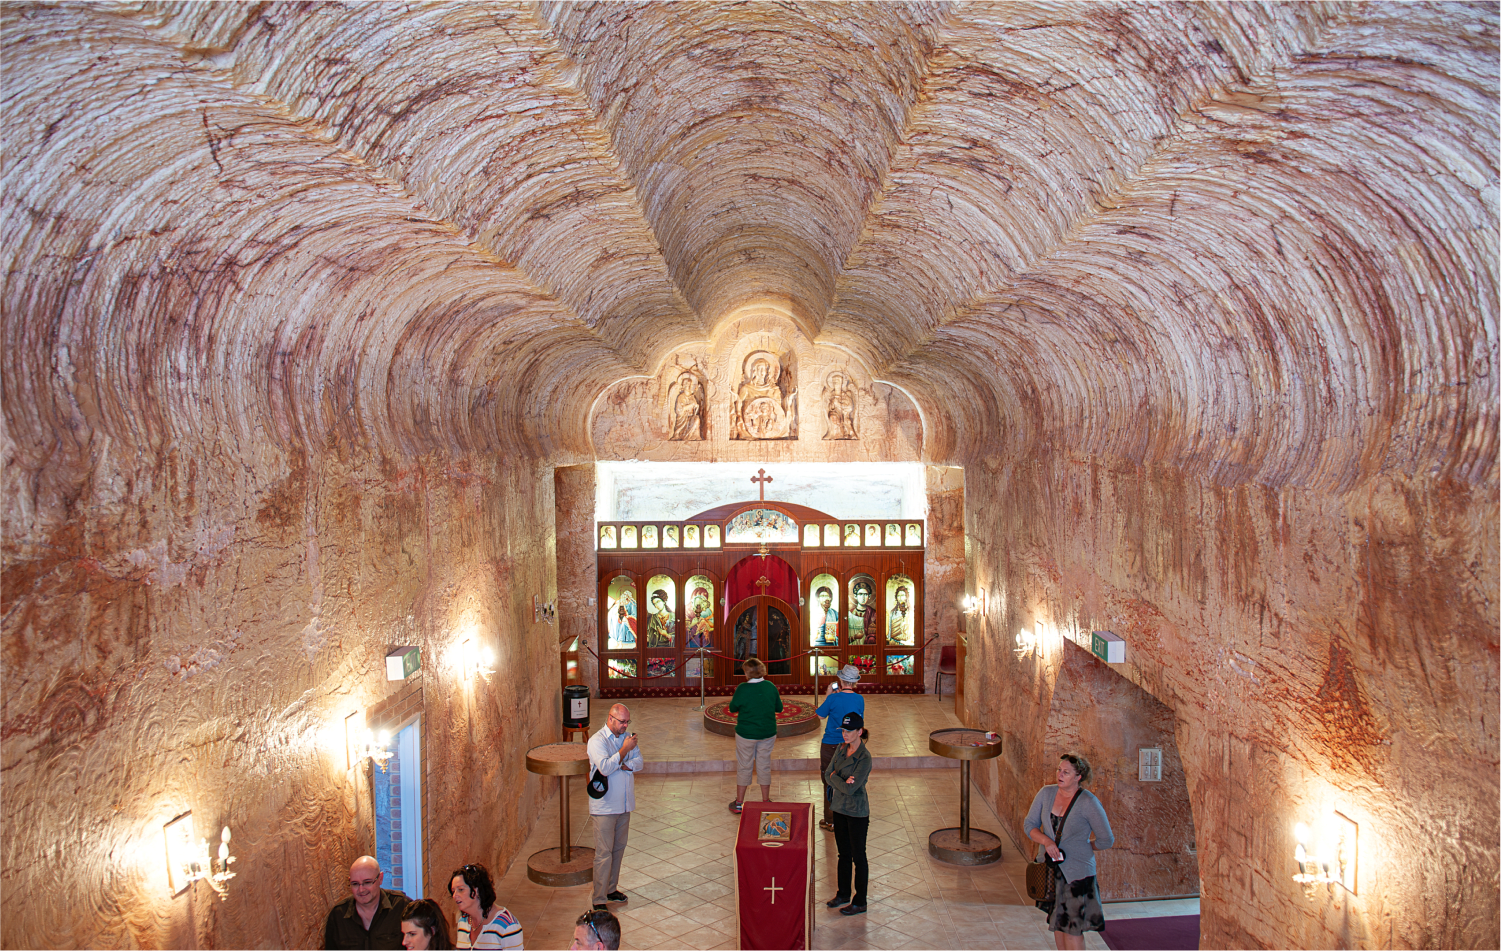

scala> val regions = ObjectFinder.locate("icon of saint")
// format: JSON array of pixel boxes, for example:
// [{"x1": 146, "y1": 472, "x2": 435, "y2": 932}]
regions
[{"x1": 823, "y1": 372, "x2": 858, "y2": 440}]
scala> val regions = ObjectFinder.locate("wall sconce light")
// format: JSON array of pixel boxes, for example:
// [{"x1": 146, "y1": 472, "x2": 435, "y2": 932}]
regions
[
  {"x1": 1293, "y1": 812, "x2": 1358, "y2": 895},
  {"x1": 533, "y1": 596, "x2": 557, "y2": 625},
  {"x1": 1015, "y1": 629, "x2": 1038, "y2": 656},
  {"x1": 461, "y1": 637, "x2": 496, "y2": 680},
  {"x1": 345, "y1": 711, "x2": 393, "y2": 771},
  {"x1": 164, "y1": 812, "x2": 236, "y2": 900},
  {"x1": 962, "y1": 589, "x2": 986, "y2": 615},
  {"x1": 360, "y1": 728, "x2": 394, "y2": 772}
]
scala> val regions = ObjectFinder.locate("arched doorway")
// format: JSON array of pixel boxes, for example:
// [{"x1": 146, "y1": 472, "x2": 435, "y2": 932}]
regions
[{"x1": 725, "y1": 595, "x2": 800, "y2": 681}]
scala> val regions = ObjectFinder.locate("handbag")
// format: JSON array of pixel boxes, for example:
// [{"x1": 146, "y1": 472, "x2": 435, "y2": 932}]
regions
[
  {"x1": 1030, "y1": 788, "x2": 1082, "y2": 912},
  {"x1": 1025, "y1": 858, "x2": 1054, "y2": 902}
]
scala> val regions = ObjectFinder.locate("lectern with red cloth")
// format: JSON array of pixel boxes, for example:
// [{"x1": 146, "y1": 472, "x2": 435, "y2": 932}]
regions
[{"x1": 733, "y1": 801, "x2": 813, "y2": 950}]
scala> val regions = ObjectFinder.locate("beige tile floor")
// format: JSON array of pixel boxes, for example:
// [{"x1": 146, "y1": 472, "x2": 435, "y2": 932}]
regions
[{"x1": 490, "y1": 698, "x2": 1198, "y2": 950}]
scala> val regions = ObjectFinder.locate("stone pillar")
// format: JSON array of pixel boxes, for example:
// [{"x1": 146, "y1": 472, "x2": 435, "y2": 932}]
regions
[{"x1": 555, "y1": 465, "x2": 599, "y2": 695}]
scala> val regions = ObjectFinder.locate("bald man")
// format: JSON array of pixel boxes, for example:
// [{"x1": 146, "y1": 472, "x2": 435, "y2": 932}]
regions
[
  {"x1": 324, "y1": 855, "x2": 409, "y2": 949},
  {"x1": 587, "y1": 703, "x2": 644, "y2": 910}
]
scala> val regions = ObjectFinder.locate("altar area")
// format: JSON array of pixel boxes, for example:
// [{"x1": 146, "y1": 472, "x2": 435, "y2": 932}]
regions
[{"x1": 492, "y1": 695, "x2": 1199, "y2": 950}]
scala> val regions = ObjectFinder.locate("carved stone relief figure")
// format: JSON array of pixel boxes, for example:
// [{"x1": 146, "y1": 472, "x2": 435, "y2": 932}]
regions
[
  {"x1": 730, "y1": 349, "x2": 797, "y2": 440},
  {"x1": 666, "y1": 359, "x2": 707, "y2": 440},
  {"x1": 822, "y1": 370, "x2": 858, "y2": 440}
]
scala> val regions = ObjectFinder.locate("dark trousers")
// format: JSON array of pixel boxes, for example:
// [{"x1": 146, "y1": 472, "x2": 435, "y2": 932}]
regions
[
  {"x1": 819, "y1": 742, "x2": 839, "y2": 821},
  {"x1": 832, "y1": 812, "x2": 869, "y2": 905}
]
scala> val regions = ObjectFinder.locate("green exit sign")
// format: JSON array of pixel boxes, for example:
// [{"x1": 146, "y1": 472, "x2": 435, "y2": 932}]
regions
[
  {"x1": 1091, "y1": 631, "x2": 1125, "y2": 664},
  {"x1": 386, "y1": 646, "x2": 421, "y2": 680}
]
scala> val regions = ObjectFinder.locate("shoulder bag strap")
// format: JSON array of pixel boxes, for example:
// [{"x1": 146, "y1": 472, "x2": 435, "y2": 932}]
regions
[{"x1": 1055, "y1": 787, "x2": 1084, "y2": 844}]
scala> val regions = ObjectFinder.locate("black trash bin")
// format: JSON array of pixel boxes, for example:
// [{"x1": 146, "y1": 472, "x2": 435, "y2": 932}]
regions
[{"x1": 563, "y1": 684, "x2": 590, "y2": 733}]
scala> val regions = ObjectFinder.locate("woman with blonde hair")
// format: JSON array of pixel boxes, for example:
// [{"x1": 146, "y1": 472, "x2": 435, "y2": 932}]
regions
[{"x1": 1024, "y1": 752, "x2": 1114, "y2": 950}]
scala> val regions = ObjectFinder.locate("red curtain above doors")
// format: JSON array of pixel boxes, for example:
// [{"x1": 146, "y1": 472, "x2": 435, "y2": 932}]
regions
[{"x1": 726, "y1": 554, "x2": 799, "y2": 605}]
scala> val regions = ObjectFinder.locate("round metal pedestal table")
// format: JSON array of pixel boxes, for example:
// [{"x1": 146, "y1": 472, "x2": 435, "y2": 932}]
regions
[
  {"x1": 927, "y1": 729, "x2": 1005, "y2": 866},
  {"x1": 524, "y1": 743, "x2": 595, "y2": 886}
]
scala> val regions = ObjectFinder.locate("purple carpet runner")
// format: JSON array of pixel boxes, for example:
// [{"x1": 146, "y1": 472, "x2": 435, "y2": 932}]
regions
[{"x1": 1101, "y1": 914, "x2": 1200, "y2": 951}]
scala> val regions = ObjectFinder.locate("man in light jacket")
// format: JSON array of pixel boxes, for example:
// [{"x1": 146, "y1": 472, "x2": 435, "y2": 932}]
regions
[{"x1": 588, "y1": 703, "x2": 644, "y2": 911}]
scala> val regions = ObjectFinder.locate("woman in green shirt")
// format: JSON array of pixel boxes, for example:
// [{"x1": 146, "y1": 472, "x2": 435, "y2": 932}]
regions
[
  {"x1": 728, "y1": 657, "x2": 783, "y2": 813},
  {"x1": 823, "y1": 711, "x2": 872, "y2": 916}
]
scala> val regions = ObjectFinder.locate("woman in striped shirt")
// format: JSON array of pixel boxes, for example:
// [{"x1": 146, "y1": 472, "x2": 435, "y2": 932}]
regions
[{"x1": 448, "y1": 864, "x2": 524, "y2": 950}]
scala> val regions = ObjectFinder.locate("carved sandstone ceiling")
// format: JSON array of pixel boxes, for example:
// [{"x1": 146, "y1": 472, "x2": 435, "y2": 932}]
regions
[{"x1": 3, "y1": 2, "x2": 1495, "y2": 489}]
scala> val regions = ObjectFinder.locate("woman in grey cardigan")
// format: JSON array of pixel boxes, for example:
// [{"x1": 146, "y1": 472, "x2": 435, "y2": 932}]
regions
[{"x1": 1024, "y1": 752, "x2": 1115, "y2": 950}]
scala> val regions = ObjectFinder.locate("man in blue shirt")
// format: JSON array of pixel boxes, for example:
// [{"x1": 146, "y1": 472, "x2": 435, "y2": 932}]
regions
[{"x1": 815, "y1": 665, "x2": 865, "y2": 830}]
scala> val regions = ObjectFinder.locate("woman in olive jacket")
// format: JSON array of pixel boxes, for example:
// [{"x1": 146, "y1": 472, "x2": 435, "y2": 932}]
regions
[{"x1": 822, "y1": 711, "x2": 872, "y2": 916}]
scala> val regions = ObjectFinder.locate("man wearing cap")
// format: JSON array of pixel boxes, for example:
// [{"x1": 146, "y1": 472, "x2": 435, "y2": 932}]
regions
[{"x1": 815, "y1": 665, "x2": 866, "y2": 831}]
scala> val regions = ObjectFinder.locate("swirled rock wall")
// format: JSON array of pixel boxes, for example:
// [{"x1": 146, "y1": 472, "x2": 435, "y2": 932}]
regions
[
  {"x1": 1037, "y1": 639, "x2": 1200, "y2": 901},
  {"x1": 2, "y1": 441, "x2": 564, "y2": 948},
  {"x1": 2, "y1": 1, "x2": 1495, "y2": 948},
  {"x1": 963, "y1": 456, "x2": 1498, "y2": 948}
]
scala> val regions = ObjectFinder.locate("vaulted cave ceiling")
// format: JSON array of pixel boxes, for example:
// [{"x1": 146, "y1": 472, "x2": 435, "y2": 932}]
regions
[{"x1": 3, "y1": 2, "x2": 1496, "y2": 490}]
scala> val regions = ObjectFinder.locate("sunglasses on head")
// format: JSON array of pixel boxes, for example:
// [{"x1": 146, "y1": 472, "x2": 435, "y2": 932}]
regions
[{"x1": 587, "y1": 916, "x2": 603, "y2": 945}]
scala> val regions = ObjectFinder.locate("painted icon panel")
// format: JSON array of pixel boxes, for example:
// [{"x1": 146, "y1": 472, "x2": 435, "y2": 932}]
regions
[
  {"x1": 905, "y1": 523, "x2": 922, "y2": 547},
  {"x1": 848, "y1": 573, "x2": 877, "y2": 645},
  {"x1": 824, "y1": 524, "x2": 841, "y2": 547},
  {"x1": 844, "y1": 524, "x2": 860, "y2": 546},
  {"x1": 599, "y1": 525, "x2": 617, "y2": 549},
  {"x1": 644, "y1": 656, "x2": 676, "y2": 679},
  {"x1": 684, "y1": 575, "x2": 715, "y2": 679},
  {"x1": 705, "y1": 525, "x2": 721, "y2": 547},
  {"x1": 684, "y1": 524, "x2": 701, "y2": 548},
  {"x1": 865, "y1": 523, "x2": 881, "y2": 546},
  {"x1": 642, "y1": 525, "x2": 659, "y2": 548},
  {"x1": 804, "y1": 523, "x2": 821, "y2": 547},
  {"x1": 847, "y1": 654, "x2": 876, "y2": 677},
  {"x1": 768, "y1": 607, "x2": 792, "y2": 675},
  {"x1": 732, "y1": 607, "x2": 757, "y2": 676},
  {"x1": 606, "y1": 658, "x2": 638, "y2": 678},
  {"x1": 885, "y1": 523, "x2": 901, "y2": 546},
  {"x1": 886, "y1": 575, "x2": 916, "y2": 646},
  {"x1": 727, "y1": 508, "x2": 798, "y2": 544},
  {"x1": 810, "y1": 654, "x2": 839, "y2": 677},
  {"x1": 644, "y1": 575, "x2": 675, "y2": 648},
  {"x1": 621, "y1": 525, "x2": 638, "y2": 548},
  {"x1": 809, "y1": 573, "x2": 839, "y2": 647},
  {"x1": 663, "y1": 525, "x2": 679, "y2": 548},
  {"x1": 886, "y1": 654, "x2": 915, "y2": 676},
  {"x1": 606, "y1": 576, "x2": 638, "y2": 650}
]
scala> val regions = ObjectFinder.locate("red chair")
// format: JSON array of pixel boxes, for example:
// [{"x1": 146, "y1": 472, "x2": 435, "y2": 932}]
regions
[{"x1": 936, "y1": 645, "x2": 957, "y2": 697}]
